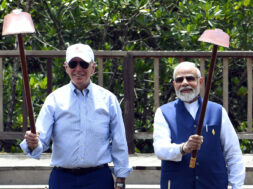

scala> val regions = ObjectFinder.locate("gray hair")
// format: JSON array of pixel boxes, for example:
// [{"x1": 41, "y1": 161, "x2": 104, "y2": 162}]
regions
[{"x1": 173, "y1": 61, "x2": 201, "y2": 80}]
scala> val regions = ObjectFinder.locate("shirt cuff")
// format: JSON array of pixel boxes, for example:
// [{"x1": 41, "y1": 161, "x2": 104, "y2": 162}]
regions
[
  {"x1": 113, "y1": 166, "x2": 133, "y2": 178},
  {"x1": 20, "y1": 140, "x2": 43, "y2": 159}
]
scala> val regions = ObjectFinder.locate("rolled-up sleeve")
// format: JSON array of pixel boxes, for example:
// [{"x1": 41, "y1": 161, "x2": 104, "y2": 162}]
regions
[{"x1": 20, "y1": 139, "x2": 44, "y2": 159}]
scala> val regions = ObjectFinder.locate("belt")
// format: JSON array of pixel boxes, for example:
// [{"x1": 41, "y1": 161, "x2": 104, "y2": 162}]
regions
[{"x1": 54, "y1": 164, "x2": 108, "y2": 175}]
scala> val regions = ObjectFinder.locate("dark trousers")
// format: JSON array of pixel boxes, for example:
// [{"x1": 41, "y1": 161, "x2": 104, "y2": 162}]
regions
[{"x1": 49, "y1": 166, "x2": 114, "y2": 189}]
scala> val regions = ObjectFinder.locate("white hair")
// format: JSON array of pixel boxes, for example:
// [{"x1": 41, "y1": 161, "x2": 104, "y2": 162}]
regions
[{"x1": 173, "y1": 61, "x2": 201, "y2": 80}]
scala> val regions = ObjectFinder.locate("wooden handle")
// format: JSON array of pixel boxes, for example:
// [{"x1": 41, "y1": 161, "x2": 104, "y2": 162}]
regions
[
  {"x1": 189, "y1": 156, "x2": 197, "y2": 168},
  {"x1": 189, "y1": 45, "x2": 218, "y2": 168},
  {"x1": 17, "y1": 34, "x2": 36, "y2": 134}
]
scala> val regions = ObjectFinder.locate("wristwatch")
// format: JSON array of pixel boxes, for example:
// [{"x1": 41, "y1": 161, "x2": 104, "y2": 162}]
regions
[
  {"x1": 180, "y1": 143, "x2": 186, "y2": 155},
  {"x1": 115, "y1": 182, "x2": 125, "y2": 189}
]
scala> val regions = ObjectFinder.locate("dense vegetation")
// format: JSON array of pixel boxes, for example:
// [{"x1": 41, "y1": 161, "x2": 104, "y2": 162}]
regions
[{"x1": 0, "y1": 0, "x2": 252, "y2": 153}]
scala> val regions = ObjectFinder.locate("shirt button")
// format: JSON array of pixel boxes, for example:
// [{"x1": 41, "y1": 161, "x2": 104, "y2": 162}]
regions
[
  {"x1": 193, "y1": 124, "x2": 197, "y2": 128},
  {"x1": 196, "y1": 176, "x2": 199, "y2": 180},
  {"x1": 196, "y1": 162, "x2": 199, "y2": 166}
]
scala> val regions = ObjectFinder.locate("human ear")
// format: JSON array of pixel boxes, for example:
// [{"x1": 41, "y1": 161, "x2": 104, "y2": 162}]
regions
[
  {"x1": 199, "y1": 77, "x2": 204, "y2": 86},
  {"x1": 91, "y1": 62, "x2": 96, "y2": 75}
]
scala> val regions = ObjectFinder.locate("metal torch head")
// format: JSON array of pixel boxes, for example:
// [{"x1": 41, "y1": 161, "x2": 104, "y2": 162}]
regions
[
  {"x1": 2, "y1": 9, "x2": 35, "y2": 36},
  {"x1": 198, "y1": 28, "x2": 230, "y2": 48}
]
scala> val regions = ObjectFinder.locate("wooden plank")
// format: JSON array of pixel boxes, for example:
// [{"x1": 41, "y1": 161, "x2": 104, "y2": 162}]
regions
[
  {"x1": 247, "y1": 58, "x2": 252, "y2": 132},
  {"x1": 223, "y1": 58, "x2": 229, "y2": 112},
  {"x1": 134, "y1": 131, "x2": 253, "y2": 140},
  {"x1": 0, "y1": 50, "x2": 65, "y2": 57},
  {"x1": 97, "y1": 57, "x2": 103, "y2": 87},
  {"x1": 1, "y1": 50, "x2": 253, "y2": 58},
  {"x1": 134, "y1": 132, "x2": 153, "y2": 140},
  {"x1": 0, "y1": 58, "x2": 3, "y2": 132},
  {"x1": 123, "y1": 53, "x2": 135, "y2": 154},
  {"x1": 200, "y1": 58, "x2": 205, "y2": 97},
  {"x1": 238, "y1": 132, "x2": 253, "y2": 140},
  {"x1": 0, "y1": 50, "x2": 127, "y2": 58},
  {"x1": 153, "y1": 58, "x2": 159, "y2": 111},
  {"x1": 95, "y1": 50, "x2": 127, "y2": 57},
  {"x1": 129, "y1": 51, "x2": 253, "y2": 58},
  {"x1": 0, "y1": 132, "x2": 25, "y2": 140}
]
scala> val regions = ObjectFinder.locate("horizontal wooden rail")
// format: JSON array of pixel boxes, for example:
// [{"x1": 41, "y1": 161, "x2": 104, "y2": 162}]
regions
[
  {"x1": 134, "y1": 132, "x2": 253, "y2": 140},
  {"x1": 1, "y1": 50, "x2": 253, "y2": 58}
]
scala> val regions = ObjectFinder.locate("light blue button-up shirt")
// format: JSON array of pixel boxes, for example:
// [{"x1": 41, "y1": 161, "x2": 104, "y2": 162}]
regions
[{"x1": 20, "y1": 81, "x2": 132, "y2": 177}]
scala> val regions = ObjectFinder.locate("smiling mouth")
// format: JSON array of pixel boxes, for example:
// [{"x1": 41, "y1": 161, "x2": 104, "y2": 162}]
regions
[
  {"x1": 74, "y1": 74, "x2": 85, "y2": 77},
  {"x1": 180, "y1": 87, "x2": 193, "y2": 93}
]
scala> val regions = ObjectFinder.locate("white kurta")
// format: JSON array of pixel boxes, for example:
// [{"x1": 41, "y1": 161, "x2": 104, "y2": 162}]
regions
[{"x1": 153, "y1": 100, "x2": 245, "y2": 189}]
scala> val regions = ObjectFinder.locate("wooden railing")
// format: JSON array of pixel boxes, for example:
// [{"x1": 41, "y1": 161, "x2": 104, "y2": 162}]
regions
[{"x1": 0, "y1": 50, "x2": 252, "y2": 153}]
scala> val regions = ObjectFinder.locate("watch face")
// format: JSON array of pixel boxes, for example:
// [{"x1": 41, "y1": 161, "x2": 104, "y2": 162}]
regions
[{"x1": 115, "y1": 182, "x2": 125, "y2": 188}]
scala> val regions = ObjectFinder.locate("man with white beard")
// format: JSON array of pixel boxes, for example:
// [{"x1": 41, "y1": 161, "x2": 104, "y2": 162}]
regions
[{"x1": 153, "y1": 62, "x2": 245, "y2": 189}]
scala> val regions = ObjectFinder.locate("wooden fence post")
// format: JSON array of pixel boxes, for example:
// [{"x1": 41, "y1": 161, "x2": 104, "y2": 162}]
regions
[
  {"x1": 223, "y1": 58, "x2": 229, "y2": 112},
  {"x1": 154, "y1": 58, "x2": 159, "y2": 111},
  {"x1": 123, "y1": 53, "x2": 135, "y2": 154},
  {"x1": 97, "y1": 57, "x2": 104, "y2": 87},
  {"x1": 247, "y1": 58, "x2": 252, "y2": 132}
]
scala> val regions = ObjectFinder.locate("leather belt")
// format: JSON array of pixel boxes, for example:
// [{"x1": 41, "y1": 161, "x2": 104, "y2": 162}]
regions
[{"x1": 54, "y1": 164, "x2": 108, "y2": 175}]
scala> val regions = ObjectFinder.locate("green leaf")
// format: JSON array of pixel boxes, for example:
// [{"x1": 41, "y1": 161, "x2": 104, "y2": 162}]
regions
[
  {"x1": 0, "y1": 0, "x2": 7, "y2": 10},
  {"x1": 39, "y1": 77, "x2": 48, "y2": 89},
  {"x1": 243, "y1": 0, "x2": 251, "y2": 6},
  {"x1": 214, "y1": 10, "x2": 222, "y2": 17},
  {"x1": 232, "y1": 77, "x2": 240, "y2": 85},
  {"x1": 237, "y1": 86, "x2": 248, "y2": 96},
  {"x1": 30, "y1": 77, "x2": 35, "y2": 87}
]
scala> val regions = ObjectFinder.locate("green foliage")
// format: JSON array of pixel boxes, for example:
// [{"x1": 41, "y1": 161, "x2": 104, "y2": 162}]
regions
[
  {"x1": 135, "y1": 139, "x2": 153, "y2": 153},
  {"x1": 0, "y1": 0, "x2": 252, "y2": 153},
  {"x1": 241, "y1": 139, "x2": 253, "y2": 153}
]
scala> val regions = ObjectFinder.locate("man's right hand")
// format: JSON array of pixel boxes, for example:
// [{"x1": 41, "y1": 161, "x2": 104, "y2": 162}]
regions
[
  {"x1": 24, "y1": 131, "x2": 40, "y2": 150},
  {"x1": 183, "y1": 134, "x2": 203, "y2": 154}
]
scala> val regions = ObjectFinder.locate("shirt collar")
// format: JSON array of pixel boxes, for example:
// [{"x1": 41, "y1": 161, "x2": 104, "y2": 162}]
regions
[
  {"x1": 183, "y1": 95, "x2": 200, "y2": 119},
  {"x1": 69, "y1": 81, "x2": 91, "y2": 96},
  {"x1": 184, "y1": 99, "x2": 199, "y2": 109}
]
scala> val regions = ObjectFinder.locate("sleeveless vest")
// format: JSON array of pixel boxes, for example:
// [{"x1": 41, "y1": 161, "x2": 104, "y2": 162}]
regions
[{"x1": 160, "y1": 96, "x2": 228, "y2": 189}]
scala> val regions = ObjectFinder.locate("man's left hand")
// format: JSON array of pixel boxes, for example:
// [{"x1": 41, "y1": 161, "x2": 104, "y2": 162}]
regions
[{"x1": 115, "y1": 177, "x2": 125, "y2": 189}]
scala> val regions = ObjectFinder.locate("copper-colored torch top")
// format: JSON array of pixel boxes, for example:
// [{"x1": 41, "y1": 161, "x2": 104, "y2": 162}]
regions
[
  {"x1": 2, "y1": 9, "x2": 35, "y2": 36},
  {"x1": 198, "y1": 28, "x2": 229, "y2": 48}
]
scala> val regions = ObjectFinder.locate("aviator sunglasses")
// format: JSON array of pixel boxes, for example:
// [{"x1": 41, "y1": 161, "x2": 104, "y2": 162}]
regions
[
  {"x1": 68, "y1": 60, "x2": 90, "y2": 69},
  {"x1": 175, "y1": 76, "x2": 199, "y2": 83}
]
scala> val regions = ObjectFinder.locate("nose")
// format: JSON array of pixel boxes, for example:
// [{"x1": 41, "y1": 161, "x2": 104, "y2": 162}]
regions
[
  {"x1": 75, "y1": 63, "x2": 83, "y2": 70},
  {"x1": 181, "y1": 77, "x2": 189, "y2": 86}
]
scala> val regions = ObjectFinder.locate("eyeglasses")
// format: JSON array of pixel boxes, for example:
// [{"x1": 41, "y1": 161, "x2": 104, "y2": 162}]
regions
[
  {"x1": 175, "y1": 76, "x2": 199, "y2": 83},
  {"x1": 68, "y1": 60, "x2": 90, "y2": 69}
]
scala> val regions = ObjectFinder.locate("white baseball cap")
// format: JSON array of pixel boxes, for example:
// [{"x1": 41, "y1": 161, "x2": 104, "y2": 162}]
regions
[{"x1": 66, "y1": 43, "x2": 94, "y2": 64}]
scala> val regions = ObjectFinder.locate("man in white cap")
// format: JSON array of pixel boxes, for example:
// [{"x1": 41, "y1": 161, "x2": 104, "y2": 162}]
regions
[{"x1": 20, "y1": 43, "x2": 132, "y2": 189}]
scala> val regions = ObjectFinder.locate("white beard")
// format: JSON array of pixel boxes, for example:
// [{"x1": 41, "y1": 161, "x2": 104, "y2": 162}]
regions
[{"x1": 176, "y1": 84, "x2": 200, "y2": 103}]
